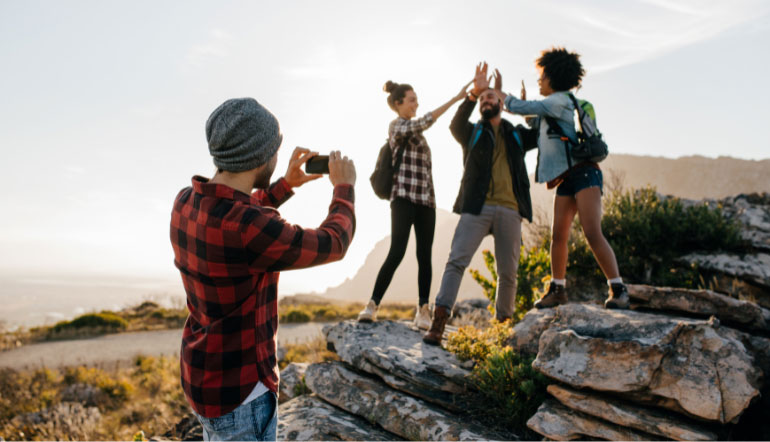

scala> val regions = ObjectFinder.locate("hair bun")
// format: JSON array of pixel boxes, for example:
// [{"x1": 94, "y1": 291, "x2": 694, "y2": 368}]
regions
[{"x1": 383, "y1": 80, "x2": 398, "y2": 93}]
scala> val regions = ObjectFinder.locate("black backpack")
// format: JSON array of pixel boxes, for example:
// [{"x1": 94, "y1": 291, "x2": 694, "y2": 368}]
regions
[
  {"x1": 370, "y1": 139, "x2": 406, "y2": 200},
  {"x1": 545, "y1": 93, "x2": 608, "y2": 166}
]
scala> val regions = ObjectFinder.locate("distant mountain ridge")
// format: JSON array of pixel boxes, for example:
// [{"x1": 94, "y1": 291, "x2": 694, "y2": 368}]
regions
[{"x1": 315, "y1": 154, "x2": 770, "y2": 304}]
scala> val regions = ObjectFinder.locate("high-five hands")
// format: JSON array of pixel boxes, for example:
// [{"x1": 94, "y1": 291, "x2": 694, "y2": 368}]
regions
[{"x1": 472, "y1": 62, "x2": 490, "y2": 96}]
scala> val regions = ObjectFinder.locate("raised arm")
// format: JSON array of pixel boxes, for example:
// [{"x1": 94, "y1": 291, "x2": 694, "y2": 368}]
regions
[
  {"x1": 246, "y1": 151, "x2": 356, "y2": 272},
  {"x1": 430, "y1": 80, "x2": 472, "y2": 121}
]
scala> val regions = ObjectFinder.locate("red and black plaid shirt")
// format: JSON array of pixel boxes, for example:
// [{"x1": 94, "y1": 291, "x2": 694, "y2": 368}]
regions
[{"x1": 170, "y1": 176, "x2": 355, "y2": 418}]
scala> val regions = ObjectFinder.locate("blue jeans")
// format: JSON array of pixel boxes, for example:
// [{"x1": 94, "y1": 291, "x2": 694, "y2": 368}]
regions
[{"x1": 194, "y1": 392, "x2": 277, "y2": 441}]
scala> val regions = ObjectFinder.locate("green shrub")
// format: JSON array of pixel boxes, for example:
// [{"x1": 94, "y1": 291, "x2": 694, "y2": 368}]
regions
[
  {"x1": 471, "y1": 347, "x2": 549, "y2": 430},
  {"x1": 51, "y1": 312, "x2": 128, "y2": 334},
  {"x1": 469, "y1": 247, "x2": 549, "y2": 322},
  {"x1": 445, "y1": 320, "x2": 512, "y2": 363},
  {"x1": 281, "y1": 308, "x2": 312, "y2": 323},
  {"x1": 600, "y1": 187, "x2": 742, "y2": 286}
]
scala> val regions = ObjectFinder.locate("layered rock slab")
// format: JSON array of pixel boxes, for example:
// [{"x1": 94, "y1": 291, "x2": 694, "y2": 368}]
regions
[
  {"x1": 628, "y1": 284, "x2": 770, "y2": 333},
  {"x1": 278, "y1": 362, "x2": 308, "y2": 404},
  {"x1": 304, "y1": 361, "x2": 510, "y2": 441},
  {"x1": 277, "y1": 395, "x2": 398, "y2": 441},
  {"x1": 527, "y1": 399, "x2": 658, "y2": 441},
  {"x1": 546, "y1": 384, "x2": 718, "y2": 441},
  {"x1": 531, "y1": 304, "x2": 762, "y2": 423},
  {"x1": 324, "y1": 320, "x2": 473, "y2": 411}
]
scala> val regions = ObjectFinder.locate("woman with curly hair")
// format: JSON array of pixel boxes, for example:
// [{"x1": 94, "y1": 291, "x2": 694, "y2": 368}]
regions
[
  {"x1": 493, "y1": 48, "x2": 629, "y2": 309},
  {"x1": 358, "y1": 80, "x2": 470, "y2": 328}
]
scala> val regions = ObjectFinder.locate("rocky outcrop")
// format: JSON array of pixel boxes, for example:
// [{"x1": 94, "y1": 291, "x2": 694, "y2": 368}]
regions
[
  {"x1": 512, "y1": 282, "x2": 770, "y2": 440},
  {"x1": 278, "y1": 362, "x2": 308, "y2": 404},
  {"x1": 706, "y1": 193, "x2": 770, "y2": 252},
  {"x1": 277, "y1": 395, "x2": 398, "y2": 441},
  {"x1": 546, "y1": 384, "x2": 718, "y2": 441},
  {"x1": 450, "y1": 298, "x2": 492, "y2": 328},
  {"x1": 324, "y1": 320, "x2": 473, "y2": 411},
  {"x1": 677, "y1": 194, "x2": 770, "y2": 308},
  {"x1": 628, "y1": 284, "x2": 770, "y2": 333},
  {"x1": 528, "y1": 400, "x2": 659, "y2": 441},
  {"x1": 305, "y1": 361, "x2": 505, "y2": 441},
  {"x1": 680, "y1": 252, "x2": 770, "y2": 307},
  {"x1": 531, "y1": 303, "x2": 761, "y2": 423}
]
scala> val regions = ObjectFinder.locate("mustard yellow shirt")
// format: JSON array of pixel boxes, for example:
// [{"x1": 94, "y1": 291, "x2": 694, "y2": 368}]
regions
[{"x1": 485, "y1": 125, "x2": 518, "y2": 210}]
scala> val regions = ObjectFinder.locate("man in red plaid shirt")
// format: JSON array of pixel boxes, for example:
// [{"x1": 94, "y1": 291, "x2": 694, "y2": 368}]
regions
[{"x1": 170, "y1": 98, "x2": 356, "y2": 440}]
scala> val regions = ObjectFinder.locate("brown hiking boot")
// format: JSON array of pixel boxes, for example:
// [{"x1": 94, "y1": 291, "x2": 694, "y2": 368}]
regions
[
  {"x1": 605, "y1": 283, "x2": 630, "y2": 309},
  {"x1": 422, "y1": 305, "x2": 451, "y2": 346},
  {"x1": 534, "y1": 282, "x2": 567, "y2": 309}
]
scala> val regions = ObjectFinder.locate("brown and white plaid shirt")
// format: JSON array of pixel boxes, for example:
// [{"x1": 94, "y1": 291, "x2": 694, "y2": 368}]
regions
[{"x1": 389, "y1": 112, "x2": 436, "y2": 208}]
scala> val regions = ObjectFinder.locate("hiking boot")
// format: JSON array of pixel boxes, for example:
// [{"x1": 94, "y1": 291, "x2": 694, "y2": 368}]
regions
[
  {"x1": 413, "y1": 304, "x2": 432, "y2": 330},
  {"x1": 422, "y1": 305, "x2": 450, "y2": 346},
  {"x1": 605, "y1": 283, "x2": 630, "y2": 309},
  {"x1": 534, "y1": 282, "x2": 567, "y2": 309},
  {"x1": 357, "y1": 300, "x2": 378, "y2": 323}
]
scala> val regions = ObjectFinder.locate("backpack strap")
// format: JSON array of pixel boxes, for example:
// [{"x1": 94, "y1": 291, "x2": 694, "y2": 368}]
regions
[
  {"x1": 468, "y1": 123, "x2": 483, "y2": 149},
  {"x1": 392, "y1": 137, "x2": 407, "y2": 172},
  {"x1": 566, "y1": 93, "x2": 586, "y2": 138}
]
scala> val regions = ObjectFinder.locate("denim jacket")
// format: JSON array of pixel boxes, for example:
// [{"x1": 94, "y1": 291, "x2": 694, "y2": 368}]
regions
[{"x1": 504, "y1": 92, "x2": 577, "y2": 183}]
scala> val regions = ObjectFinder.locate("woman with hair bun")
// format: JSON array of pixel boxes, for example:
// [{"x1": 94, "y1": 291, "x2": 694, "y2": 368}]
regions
[{"x1": 358, "y1": 79, "x2": 470, "y2": 329}]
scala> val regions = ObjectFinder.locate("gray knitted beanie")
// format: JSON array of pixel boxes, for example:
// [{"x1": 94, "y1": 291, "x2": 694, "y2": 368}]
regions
[{"x1": 205, "y1": 98, "x2": 283, "y2": 172}]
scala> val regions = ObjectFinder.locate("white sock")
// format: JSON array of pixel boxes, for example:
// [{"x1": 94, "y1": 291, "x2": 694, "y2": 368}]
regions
[
  {"x1": 608, "y1": 277, "x2": 623, "y2": 286},
  {"x1": 552, "y1": 278, "x2": 566, "y2": 286}
]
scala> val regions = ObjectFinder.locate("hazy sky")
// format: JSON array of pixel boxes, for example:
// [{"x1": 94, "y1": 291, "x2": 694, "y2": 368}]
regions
[{"x1": 1, "y1": 0, "x2": 769, "y2": 296}]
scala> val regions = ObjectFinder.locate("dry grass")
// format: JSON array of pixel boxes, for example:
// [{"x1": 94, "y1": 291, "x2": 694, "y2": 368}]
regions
[{"x1": 0, "y1": 355, "x2": 188, "y2": 441}]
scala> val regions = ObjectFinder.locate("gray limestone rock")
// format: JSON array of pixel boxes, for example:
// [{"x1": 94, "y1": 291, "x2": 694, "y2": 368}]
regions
[
  {"x1": 680, "y1": 252, "x2": 770, "y2": 308},
  {"x1": 277, "y1": 395, "x2": 399, "y2": 441},
  {"x1": 532, "y1": 304, "x2": 762, "y2": 424},
  {"x1": 304, "y1": 361, "x2": 513, "y2": 441},
  {"x1": 628, "y1": 284, "x2": 770, "y2": 333},
  {"x1": 278, "y1": 362, "x2": 309, "y2": 404},
  {"x1": 505, "y1": 307, "x2": 557, "y2": 356},
  {"x1": 323, "y1": 320, "x2": 473, "y2": 411},
  {"x1": 546, "y1": 384, "x2": 718, "y2": 441},
  {"x1": 527, "y1": 399, "x2": 659, "y2": 441}
]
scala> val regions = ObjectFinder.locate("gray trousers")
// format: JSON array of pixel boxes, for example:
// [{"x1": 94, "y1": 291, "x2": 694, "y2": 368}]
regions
[{"x1": 435, "y1": 204, "x2": 522, "y2": 320}]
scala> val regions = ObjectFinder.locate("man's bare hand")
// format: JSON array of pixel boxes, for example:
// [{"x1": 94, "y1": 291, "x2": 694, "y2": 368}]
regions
[
  {"x1": 285, "y1": 147, "x2": 323, "y2": 188},
  {"x1": 328, "y1": 150, "x2": 356, "y2": 186},
  {"x1": 472, "y1": 62, "x2": 490, "y2": 96},
  {"x1": 493, "y1": 68, "x2": 503, "y2": 91}
]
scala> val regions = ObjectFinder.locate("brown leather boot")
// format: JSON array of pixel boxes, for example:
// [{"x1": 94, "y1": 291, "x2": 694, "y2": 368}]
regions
[
  {"x1": 534, "y1": 282, "x2": 567, "y2": 309},
  {"x1": 422, "y1": 305, "x2": 451, "y2": 346}
]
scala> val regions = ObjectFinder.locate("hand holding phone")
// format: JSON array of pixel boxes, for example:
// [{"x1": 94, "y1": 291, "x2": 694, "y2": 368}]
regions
[{"x1": 285, "y1": 147, "x2": 324, "y2": 188}]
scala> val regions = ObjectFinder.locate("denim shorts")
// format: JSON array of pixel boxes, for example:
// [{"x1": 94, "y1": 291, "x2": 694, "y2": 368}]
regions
[
  {"x1": 556, "y1": 166, "x2": 603, "y2": 197},
  {"x1": 195, "y1": 391, "x2": 277, "y2": 441}
]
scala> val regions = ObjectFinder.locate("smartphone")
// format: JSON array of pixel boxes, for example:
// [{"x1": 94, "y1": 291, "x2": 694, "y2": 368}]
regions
[{"x1": 305, "y1": 155, "x2": 330, "y2": 174}]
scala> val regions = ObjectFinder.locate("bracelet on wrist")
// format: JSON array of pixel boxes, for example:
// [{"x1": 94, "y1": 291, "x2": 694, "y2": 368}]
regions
[{"x1": 469, "y1": 91, "x2": 479, "y2": 99}]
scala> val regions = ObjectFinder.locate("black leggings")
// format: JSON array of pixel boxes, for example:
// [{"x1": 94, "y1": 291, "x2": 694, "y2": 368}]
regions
[{"x1": 371, "y1": 198, "x2": 436, "y2": 306}]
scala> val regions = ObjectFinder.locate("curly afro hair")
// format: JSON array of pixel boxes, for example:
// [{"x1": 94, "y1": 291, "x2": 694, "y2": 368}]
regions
[{"x1": 536, "y1": 47, "x2": 585, "y2": 91}]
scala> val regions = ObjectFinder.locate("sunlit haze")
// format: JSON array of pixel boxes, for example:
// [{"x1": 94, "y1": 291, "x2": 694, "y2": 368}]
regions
[{"x1": 1, "y1": 1, "x2": 769, "y2": 326}]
